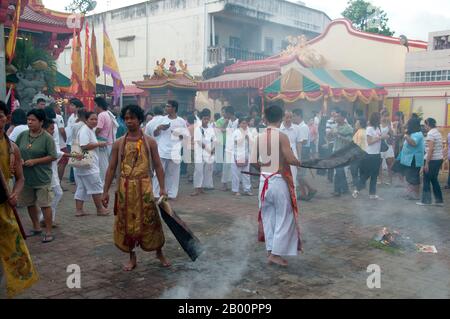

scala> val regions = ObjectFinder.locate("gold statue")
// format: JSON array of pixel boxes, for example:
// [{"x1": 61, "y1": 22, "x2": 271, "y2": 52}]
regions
[{"x1": 281, "y1": 35, "x2": 326, "y2": 68}]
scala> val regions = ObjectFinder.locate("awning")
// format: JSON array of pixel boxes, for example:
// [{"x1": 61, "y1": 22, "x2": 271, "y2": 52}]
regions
[
  {"x1": 265, "y1": 67, "x2": 387, "y2": 104},
  {"x1": 198, "y1": 71, "x2": 280, "y2": 91}
]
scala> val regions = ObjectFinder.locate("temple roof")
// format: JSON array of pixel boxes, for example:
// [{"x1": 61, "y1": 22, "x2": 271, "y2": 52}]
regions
[
  {"x1": 134, "y1": 74, "x2": 198, "y2": 90},
  {"x1": 4, "y1": 0, "x2": 83, "y2": 33}
]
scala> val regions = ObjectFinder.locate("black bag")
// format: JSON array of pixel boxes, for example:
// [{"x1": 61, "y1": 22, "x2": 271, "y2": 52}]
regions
[
  {"x1": 391, "y1": 159, "x2": 404, "y2": 174},
  {"x1": 0, "y1": 180, "x2": 7, "y2": 204},
  {"x1": 380, "y1": 139, "x2": 389, "y2": 152}
]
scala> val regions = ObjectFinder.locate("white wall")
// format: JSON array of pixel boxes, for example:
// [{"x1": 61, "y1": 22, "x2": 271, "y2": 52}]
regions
[
  {"x1": 57, "y1": 0, "x2": 207, "y2": 85},
  {"x1": 406, "y1": 49, "x2": 450, "y2": 73},
  {"x1": 56, "y1": 0, "x2": 330, "y2": 84}
]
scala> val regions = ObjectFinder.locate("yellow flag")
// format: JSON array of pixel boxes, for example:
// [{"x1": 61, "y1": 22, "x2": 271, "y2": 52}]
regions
[
  {"x1": 83, "y1": 22, "x2": 96, "y2": 94},
  {"x1": 70, "y1": 30, "x2": 83, "y2": 95},
  {"x1": 103, "y1": 24, "x2": 124, "y2": 103},
  {"x1": 6, "y1": 0, "x2": 22, "y2": 64}
]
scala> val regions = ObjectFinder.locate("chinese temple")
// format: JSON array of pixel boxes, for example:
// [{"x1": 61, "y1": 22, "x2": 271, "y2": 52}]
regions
[
  {"x1": 2, "y1": 0, "x2": 82, "y2": 59},
  {"x1": 2, "y1": 0, "x2": 83, "y2": 109},
  {"x1": 198, "y1": 34, "x2": 388, "y2": 117},
  {"x1": 133, "y1": 59, "x2": 198, "y2": 113}
]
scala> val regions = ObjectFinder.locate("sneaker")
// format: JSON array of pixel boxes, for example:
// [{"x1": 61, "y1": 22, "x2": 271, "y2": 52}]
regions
[
  {"x1": 369, "y1": 195, "x2": 383, "y2": 200},
  {"x1": 416, "y1": 202, "x2": 432, "y2": 206},
  {"x1": 434, "y1": 202, "x2": 444, "y2": 207},
  {"x1": 352, "y1": 190, "x2": 359, "y2": 199}
]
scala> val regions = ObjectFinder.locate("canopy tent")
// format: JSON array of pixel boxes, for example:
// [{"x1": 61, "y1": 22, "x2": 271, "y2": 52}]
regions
[
  {"x1": 265, "y1": 65, "x2": 387, "y2": 104},
  {"x1": 197, "y1": 71, "x2": 279, "y2": 91}
]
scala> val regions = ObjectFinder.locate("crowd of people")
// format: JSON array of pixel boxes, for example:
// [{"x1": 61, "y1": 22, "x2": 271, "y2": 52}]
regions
[{"x1": 1, "y1": 96, "x2": 449, "y2": 295}]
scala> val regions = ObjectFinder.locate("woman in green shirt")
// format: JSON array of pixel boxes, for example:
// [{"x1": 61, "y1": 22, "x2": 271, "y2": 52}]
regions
[{"x1": 16, "y1": 109, "x2": 57, "y2": 243}]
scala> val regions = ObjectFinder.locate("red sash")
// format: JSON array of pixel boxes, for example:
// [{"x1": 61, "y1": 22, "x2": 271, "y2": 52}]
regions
[{"x1": 257, "y1": 129, "x2": 302, "y2": 252}]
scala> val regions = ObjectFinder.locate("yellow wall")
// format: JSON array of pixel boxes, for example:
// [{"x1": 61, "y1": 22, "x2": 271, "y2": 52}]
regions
[{"x1": 308, "y1": 22, "x2": 425, "y2": 84}]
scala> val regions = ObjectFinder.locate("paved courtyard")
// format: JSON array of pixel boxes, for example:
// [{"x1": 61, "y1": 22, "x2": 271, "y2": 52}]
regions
[{"x1": 16, "y1": 171, "x2": 450, "y2": 299}]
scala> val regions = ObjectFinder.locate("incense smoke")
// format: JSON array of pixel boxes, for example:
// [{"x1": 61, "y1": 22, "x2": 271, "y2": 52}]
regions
[{"x1": 161, "y1": 217, "x2": 255, "y2": 299}]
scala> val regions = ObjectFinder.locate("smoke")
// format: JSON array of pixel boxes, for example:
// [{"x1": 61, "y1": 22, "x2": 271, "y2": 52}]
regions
[{"x1": 160, "y1": 217, "x2": 255, "y2": 299}]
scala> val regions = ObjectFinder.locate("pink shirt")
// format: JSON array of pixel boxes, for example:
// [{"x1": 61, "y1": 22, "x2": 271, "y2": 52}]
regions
[{"x1": 96, "y1": 111, "x2": 114, "y2": 144}]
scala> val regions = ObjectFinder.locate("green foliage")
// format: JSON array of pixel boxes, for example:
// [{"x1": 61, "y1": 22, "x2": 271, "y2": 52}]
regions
[
  {"x1": 342, "y1": 0, "x2": 394, "y2": 36},
  {"x1": 12, "y1": 38, "x2": 57, "y2": 93},
  {"x1": 202, "y1": 60, "x2": 235, "y2": 80},
  {"x1": 65, "y1": 0, "x2": 97, "y2": 14}
]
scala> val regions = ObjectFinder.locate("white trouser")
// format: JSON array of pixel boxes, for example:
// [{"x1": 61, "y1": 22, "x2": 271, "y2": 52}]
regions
[
  {"x1": 153, "y1": 158, "x2": 181, "y2": 199},
  {"x1": 40, "y1": 184, "x2": 63, "y2": 222},
  {"x1": 290, "y1": 165, "x2": 298, "y2": 188},
  {"x1": 193, "y1": 162, "x2": 214, "y2": 189},
  {"x1": 98, "y1": 145, "x2": 112, "y2": 182},
  {"x1": 259, "y1": 175, "x2": 298, "y2": 256},
  {"x1": 221, "y1": 163, "x2": 232, "y2": 184},
  {"x1": 231, "y1": 162, "x2": 251, "y2": 193}
]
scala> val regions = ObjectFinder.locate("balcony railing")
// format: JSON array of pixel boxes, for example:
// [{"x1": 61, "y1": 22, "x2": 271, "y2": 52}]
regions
[{"x1": 208, "y1": 46, "x2": 269, "y2": 65}]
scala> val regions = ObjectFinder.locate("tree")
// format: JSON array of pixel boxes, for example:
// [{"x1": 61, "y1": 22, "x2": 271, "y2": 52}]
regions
[
  {"x1": 65, "y1": 0, "x2": 97, "y2": 14},
  {"x1": 342, "y1": 0, "x2": 394, "y2": 36}
]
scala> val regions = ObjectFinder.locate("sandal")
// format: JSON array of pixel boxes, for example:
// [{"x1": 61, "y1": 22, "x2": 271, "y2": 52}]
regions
[
  {"x1": 27, "y1": 230, "x2": 43, "y2": 237},
  {"x1": 42, "y1": 234, "x2": 55, "y2": 243}
]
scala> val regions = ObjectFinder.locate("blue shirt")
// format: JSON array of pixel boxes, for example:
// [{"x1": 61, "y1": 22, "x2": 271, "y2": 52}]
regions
[{"x1": 400, "y1": 132, "x2": 424, "y2": 167}]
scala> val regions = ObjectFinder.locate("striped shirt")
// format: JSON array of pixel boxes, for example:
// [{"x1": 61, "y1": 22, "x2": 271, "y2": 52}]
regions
[{"x1": 425, "y1": 128, "x2": 443, "y2": 160}]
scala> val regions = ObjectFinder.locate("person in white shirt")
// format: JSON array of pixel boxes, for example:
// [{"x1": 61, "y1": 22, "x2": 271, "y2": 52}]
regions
[
  {"x1": 52, "y1": 103, "x2": 68, "y2": 182},
  {"x1": 152, "y1": 100, "x2": 188, "y2": 200},
  {"x1": 94, "y1": 97, "x2": 119, "y2": 181},
  {"x1": 221, "y1": 106, "x2": 239, "y2": 191},
  {"x1": 192, "y1": 109, "x2": 216, "y2": 196},
  {"x1": 144, "y1": 106, "x2": 166, "y2": 138},
  {"x1": 8, "y1": 109, "x2": 28, "y2": 142},
  {"x1": 293, "y1": 109, "x2": 317, "y2": 201},
  {"x1": 39, "y1": 119, "x2": 75, "y2": 227},
  {"x1": 73, "y1": 112, "x2": 109, "y2": 216},
  {"x1": 231, "y1": 117, "x2": 253, "y2": 196},
  {"x1": 65, "y1": 98, "x2": 85, "y2": 184},
  {"x1": 280, "y1": 111, "x2": 301, "y2": 192},
  {"x1": 417, "y1": 118, "x2": 444, "y2": 206}
]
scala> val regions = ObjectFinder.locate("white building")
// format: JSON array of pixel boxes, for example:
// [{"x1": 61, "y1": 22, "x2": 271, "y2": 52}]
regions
[{"x1": 57, "y1": 0, "x2": 331, "y2": 85}]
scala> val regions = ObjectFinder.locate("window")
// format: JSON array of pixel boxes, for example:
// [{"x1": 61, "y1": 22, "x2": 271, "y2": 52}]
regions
[
  {"x1": 407, "y1": 70, "x2": 450, "y2": 82},
  {"x1": 433, "y1": 35, "x2": 450, "y2": 50},
  {"x1": 264, "y1": 37, "x2": 274, "y2": 54},
  {"x1": 118, "y1": 37, "x2": 135, "y2": 58},
  {"x1": 64, "y1": 47, "x2": 72, "y2": 65},
  {"x1": 229, "y1": 36, "x2": 241, "y2": 49}
]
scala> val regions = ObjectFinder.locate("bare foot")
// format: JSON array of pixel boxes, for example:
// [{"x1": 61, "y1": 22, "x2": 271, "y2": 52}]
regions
[
  {"x1": 97, "y1": 209, "x2": 111, "y2": 216},
  {"x1": 268, "y1": 254, "x2": 288, "y2": 267},
  {"x1": 123, "y1": 252, "x2": 137, "y2": 271},
  {"x1": 191, "y1": 191, "x2": 200, "y2": 197},
  {"x1": 234, "y1": 192, "x2": 241, "y2": 196},
  {"x1": 75, "y1": 210, "x2": 89, "y2": 217},
  {"x1": 156, "y1": 250, "x2": 171, "y2": 267}
]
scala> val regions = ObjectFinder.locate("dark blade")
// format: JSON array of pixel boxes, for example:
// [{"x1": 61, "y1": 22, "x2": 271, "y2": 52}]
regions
[
  {"x1": 158, "y1": 201, "x2": 203, "y2": 262},
  {"x1": 301, "y1": 142, "x2": 366, "y2": 169}
]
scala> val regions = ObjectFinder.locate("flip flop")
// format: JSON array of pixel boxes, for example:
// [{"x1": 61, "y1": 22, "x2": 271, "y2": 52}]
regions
[
  {"x1": 27, "y1": 230, "x2": 43, "y2": 237},
  {"x1": 42, "y1": 234, "x2": 55, "y2": 243}
]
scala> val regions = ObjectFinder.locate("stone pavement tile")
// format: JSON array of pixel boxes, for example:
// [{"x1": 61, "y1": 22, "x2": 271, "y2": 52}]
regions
[{"x1": 16, "y1": 175, "x2": 450, "y2": 299}]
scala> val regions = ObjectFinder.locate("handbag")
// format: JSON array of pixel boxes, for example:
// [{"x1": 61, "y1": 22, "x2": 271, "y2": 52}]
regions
[
  {"x1": 68, "y1": 142, "x2": 94, "y2": 168},
  {"x1": 380, "y1": 139, "x2": 389, "y2": 152}
]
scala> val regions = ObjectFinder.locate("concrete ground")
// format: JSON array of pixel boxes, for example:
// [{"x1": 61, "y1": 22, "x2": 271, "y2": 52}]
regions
[{"x1": 15, "y1": 170, "x2": 450, "y2": 299}]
